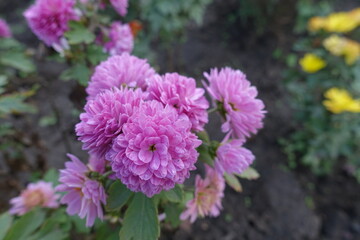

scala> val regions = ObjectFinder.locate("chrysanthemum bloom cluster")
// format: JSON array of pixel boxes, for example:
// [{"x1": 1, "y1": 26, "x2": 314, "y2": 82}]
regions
[
  {"x1": 106, "y1": 100, "x2": 201, "y2": 197},
  {"x1": 299, "y1": 53, "x2": 327, "y2": 73},
  {"x1": 308, "y1": 8, "x2": 360, "y2": 33},
  {"x1": 56, "y1": 154, "x2": 107, "y2": 227},
  {"x1": 110, "y1": 0, "x2": 129, "y2": 17},
  {"x1": 180, "y1": 166, "x2": 225, "y2": 222},
  {"x1": 204, "y1": 67, "x2": 266, "y2": 140},
  {"x1": 86, "y1": 53, "x2": 156, "y2": 99},
  {"x1": 323, "y1": 88, "x2": 360, "y2": 114},
  {"x1": 77, "y1": 54, "x2": 207, "y2": 197},
  {"x1": 24, "y1": 0, "x2": 79, "y2": 48},
  {"x1": 9, "y1": 181, "x2": 59, "y2": 216},
  {"x1": 103, "y1": 22, "x2": 134, "y2": 56},
  {"x1": 147, "y1": 73, "x2": 209, "y2": 131},
  {"x1": 0, "y1": 19, "x2": 11, "y2": 38},
  {"x1": 180, "y1": 67, "x2": 265, "y2": 221},
  {"x1": 323, "y1": 34, "x2": 360, "y2": 65}
]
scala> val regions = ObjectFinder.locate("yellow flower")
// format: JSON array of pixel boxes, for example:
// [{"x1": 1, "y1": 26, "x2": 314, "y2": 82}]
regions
[
  {"x1": 324, "y1": 12, "x2": 358, "y2": 33},
  {"x1": 323, "y1": 35, "x2": 360, "y2": 65},
  {"x1": 308, "y1": 17, "x2": 326, "y2": 32},
  {"x1": 323, "y1": 88, "x2": 360, "y2": 114},
  {"x1": 323, "y1": 34, "x2": 346, "y2": 56},
  {"x1": 349, "y1": 8, "x2": 360, "y2": 25},
  {"x1": 299, "y1": 53, "x2": 327, "y2": 73},
  {"x1": 342, "y1": 39, "x2": 360, "y2": 65}
]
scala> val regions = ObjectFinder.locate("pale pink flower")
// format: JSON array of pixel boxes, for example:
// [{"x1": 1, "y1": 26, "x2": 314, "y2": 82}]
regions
[
  {"x1": 104, "y1": 22, "x2": 134, "y2": 56},
  {"x1": 106, "y1": 100, "x2": 202, "y2": 197},
  {"x1": 147, "y1": 73, "x2": 209, "y2": 131},
  {"x1": 24, "y1": 0, "x2": 79, "y2": 47},
  {"x1": 215, "y1": 139, "x2": 254, "y2": 175},
  {"x1": 180, "y1": 166, "x2": 225, "y2": 222},
  {"x1": 110, "y1": 0, "x2": 128, "y2": 16},
  {"x1": 56, "y1": 154, "x2": 107, "y2": 227},
  {"x1": 9, "y1": 181, "x2": 59, "y2": 215},
  {"x1": 86, "y1": 53, "x2": 156, "y2": 99},
  {"x1": 203, "y1": 67, "x2": 266, "y2": 140},
  {"x1": 0, "y1": 19, "x2": 11, "y2": 38}
]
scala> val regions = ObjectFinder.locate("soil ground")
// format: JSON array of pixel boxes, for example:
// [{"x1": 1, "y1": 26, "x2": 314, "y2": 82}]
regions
[{"x1": 1, "y1": 0, "x2": 360, "y2": 240}]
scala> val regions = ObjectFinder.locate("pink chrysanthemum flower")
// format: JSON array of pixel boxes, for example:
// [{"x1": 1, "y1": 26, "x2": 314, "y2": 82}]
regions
[
  {"x1": 0, "y1": 19, "x2": 11, "y2": 38},
  {"x1": 110, "y1": 0, "x2": 128, "y2": 16},
  {"x1": 24, "y1": 0, "x2": 79, "y2": 47},
  {"x1": 104, "y1": 22, "x2": 134, "y2": 56},
  {"x1": 215, "y1": 139, "x2": 254, "y2": 175},
  {"x1": 76, "y1": 87, "x2": 145, "y2": 158},
  {"x1": 147, "y1": 73, "x2": 209, "y2": 132},
  {"x1": 88, "y1": 154, "x2": 107, "y2": 174},
  {"x1": 86, "y1": 53, "x2": 156, "y2": 99},
  {"x1": 203, "y1": 67, "x2": 265, "y2": 140},
  {"x1": 56, "y1": 154, "x2": 107, "y2": 227},
  {"x1": 106, "y1": 100, "x2": 202, "y2": 197},
  {"x1": 9, "y1": 181, "x2": 59, "y2": 216},
  {"x1": 180, "y1": 166, "x2": 225, "y2": 223}
]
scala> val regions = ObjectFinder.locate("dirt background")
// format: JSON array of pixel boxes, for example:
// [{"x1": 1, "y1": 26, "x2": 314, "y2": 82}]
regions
[{"x1": 1, "y1": 0, "x2": 360, "y2": 239}]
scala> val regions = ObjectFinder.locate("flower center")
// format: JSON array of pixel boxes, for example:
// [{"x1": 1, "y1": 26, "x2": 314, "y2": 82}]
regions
[
  {"x1": 149, "y1": 144, "x2": 156, "y2": 152},
  {"x1": 23, "y1": 189, "x2": 45, "y2": 208}
]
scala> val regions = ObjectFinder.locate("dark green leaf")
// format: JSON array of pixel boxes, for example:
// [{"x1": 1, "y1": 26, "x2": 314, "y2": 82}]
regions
[
  {"x1": 60, "y1": 64, "x2": 90, "y2": 86},
  {"x1": 4, "y1": 209, "x2": 45, "y2": 240},
  {"x1": 86, "y1": 45, "x2": 108, "y2": 65},
  {"x1": 43, "y1": 168, "x2": 59, "y2": 187},
  {"x1": 0, "y1": 212, "x2": 13, "y2": 240},
  {"x1": 106, "y1": 181, "x2": 133, "y2": 211},
  {"x1": 164, "y1": 203, "x2": 182, "y2": 228},
  {"x1": 0, "y1": 92, "x2": 37, "y2": 116},
  {"x1": 162, "y1": 185, "x2": 183, "y2": 203},
  {"x1": 64, "y1": 22, "x2": 95, "y2": 44},
  {"x1": 119, "y1": 193, "x2": 159, "y2": 240},
  {"x1": 197, "y1": 144, "x2": 214, "y2": 166},
  {"x1": 0, "y1": 52, "x2": 35, "y2": 73}
]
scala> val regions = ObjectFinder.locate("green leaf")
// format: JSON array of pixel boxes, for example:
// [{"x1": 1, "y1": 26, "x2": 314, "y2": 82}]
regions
[
  {"x1": 237, "y1": 167, "x2": 260, "y2": 180},
  {"x1": 164, "y1": 203, "x2": 182, "y2": 228},
  {"x1": 0, "y1": 92, "x2": 37, "y2": 116},
  {"x1": 39, "y1": 113, "x2": 57, "y2": 127},
  {"x1": 196, "y1": 131, "x2": 210, "y2": 143},
  {"x1": 106, "y1": 181, "x2": 133, "y2": 211},
  {"x1": 224, "y1": 173, "x2": 242, "y2": 192},
  {"x1": 4, "y1": 209, "x2": 45, "y2": 240},
  {"x1": 0, "y1": 212, "x2": 13, "y2": 240},
  {"x1": 86, "y1": 45, "x2": 108, "y2": 65},
  {"x1": 162, "y1": 184, "x2": 183, "y2": 203},
  {"x1": 64, "y1": 22, "x2": 95, "y2": 44},
  {"x1": 0, "y1": 52, "x2": 35, "y2": 73},
  {"x1": 43, "y1": 168, "x2": 59, "y2": 186},
  {"x1": 60, "y1": 64, "x2": 90, "y2": 86},
  {"x1": 197, "y1": 144, "x2": 214, "y2": 166},
  {"x1": 119, "y1": 193, "x2": 160, "y2": 240}
]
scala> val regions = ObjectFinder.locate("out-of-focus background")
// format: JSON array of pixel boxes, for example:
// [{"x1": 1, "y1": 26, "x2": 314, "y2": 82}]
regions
[{"x1": 1, "y1": 0, "x2": 360, "y2": 239}]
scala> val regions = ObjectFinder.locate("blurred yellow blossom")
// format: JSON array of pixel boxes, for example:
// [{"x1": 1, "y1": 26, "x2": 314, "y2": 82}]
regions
[
  {"x1": 308, "y1": 8, "x2": 360, "y2": 33},
  {"x1": 323, "y1": 35, "x2": 360, "y2": 65},
  {"x1": 324, "y1": 13, "x2": 357, "y2": 33},
  {"x1": 349, "y1": 8, "x2": 360, "y2": 25},
  {"x1": 323, "y1": 88, "x2": 360, "y2": 114},
  {"x1": 308, "y1": 17, "x2": 326, "y2": 32},
  {"x1": 299, "y1": 53, "x2": 326, "y2": 73}
]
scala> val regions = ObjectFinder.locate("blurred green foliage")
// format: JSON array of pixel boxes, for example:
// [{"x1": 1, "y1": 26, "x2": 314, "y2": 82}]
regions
[{"x1": 280, "y1": 1, "x2": 360, "y2": 181}]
